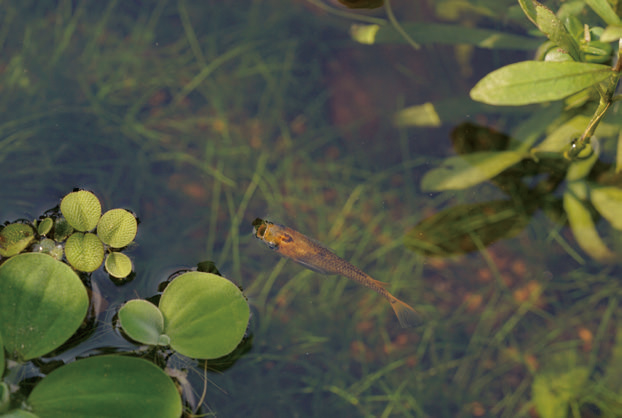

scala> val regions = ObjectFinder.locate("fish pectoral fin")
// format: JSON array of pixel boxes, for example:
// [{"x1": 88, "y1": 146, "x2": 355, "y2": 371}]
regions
[{"x1": 293, "y1": 259, "x2": 329, "y2": 274}]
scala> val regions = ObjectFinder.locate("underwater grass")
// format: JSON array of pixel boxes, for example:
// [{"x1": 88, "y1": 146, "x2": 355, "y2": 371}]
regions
[{"x1": 2, "y1": 0, "x2": 622, "y2": 417}]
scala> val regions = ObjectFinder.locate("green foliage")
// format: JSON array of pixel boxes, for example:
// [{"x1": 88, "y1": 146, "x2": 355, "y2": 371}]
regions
[
  {"x1": 421, "y1": 150, "x2": 529, "y2": 191},
  {"x1": 158, "y1": 272, "x2": 250, "y2": 359},
  {"x1": 64, "y1": 232, "x2": 105, "y2": 273},
  {"x1": 470, "y1": 61, "x2": 612, "y2": 105},
  {"x1": 119, "y1": 299, "x2": 166, "y2": 346},
  {"x1": 97, "y1": 209, "x2": 137, "y2": 248},
  {"x1": 0, "y1": 253, "x2": 89, "y2": 360},
  {"x1": 0, "y1": 189, "x2": 252, "y2": 416},
  {"x1": 376, "y1": 0, "x2": 622, "y2": 260},
  {"x1": 104, "y1": 252, "x2": 133, "y2": 279},
  {"x1": 60, "y1": 190, "x2": 102, "y2": 232},
  {"x1": 35, "y1": 218, "x2": 53, "y2": 235},
  {"x1": 0, "y1": 224, "x2": 35, "y2": 257},
  {"x1": 27, "y1": 356, "x2": 182, "y2": 418}
]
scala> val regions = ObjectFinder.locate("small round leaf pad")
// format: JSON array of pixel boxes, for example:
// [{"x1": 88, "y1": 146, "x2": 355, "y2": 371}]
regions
[
  {"x1": 97, "y1": 208, "x2": 138, "y2": 248},
  {"x1": 28, "y1": 355, "x2": 182, "y2": 418},
  {"x1": 159, "y1": 272, "x2": 250, "y2": 359},
  {"x1": 119, "y1": 299, "x2": 165, "y2": 346},
  {"x1": 0, "y1": 253, "x2": 89, "y2": 360},
  {"x1": 105, "y1": 252, "x2": 133, "y2": 278},
  {"x1": 60, "y1": 190, "x2": 102, "y2": 232},
  {"x1": 65, "y1": 232, "x2": 104, "y2": 272}
]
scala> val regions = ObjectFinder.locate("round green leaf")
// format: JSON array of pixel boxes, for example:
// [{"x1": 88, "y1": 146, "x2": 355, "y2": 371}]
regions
[
  {"x1": 0, "y1": 253, "x2": 89, "y2": 360},
  {"x1": 119, "y1": 299, "x2": 165, "y2": 346},
  {"x1": 65, "y1": 232, "x2": 104, "y2": 272},
  {"x1": 28, "y1": 355, "x2": 182, "y2": 418},
  {"x1": 105, "y1": 252, "x2": 133, "y2": 278},
  {"x1": 97, "y1": 209, "x2": 137, "y2": 248},
  {"x1": 159, "y1": 272, "x2": 250, "y2": 359},
  {"x1": 53, "y1": 217, "x2": 73, "y2": 242},
  {"x1": 60, "y1": 191, "x2": 102, "y2": 232},
  {"x1": 0, "y1": 223, "x2": 35, "y2": 257},
  {"x1": 36, "y1": 217, "x2": 53, "y2": 235}
]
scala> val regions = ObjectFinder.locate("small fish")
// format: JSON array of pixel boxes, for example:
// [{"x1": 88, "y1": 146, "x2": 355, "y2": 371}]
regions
[{"x1": 252, "y1": 218, "x2": 418, "y2": 328}]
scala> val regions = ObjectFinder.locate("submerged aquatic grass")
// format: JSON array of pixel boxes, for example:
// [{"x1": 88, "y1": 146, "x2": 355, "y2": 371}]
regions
[{"x1": 1, "y1": 0, "x2": 621, "y2": 417}]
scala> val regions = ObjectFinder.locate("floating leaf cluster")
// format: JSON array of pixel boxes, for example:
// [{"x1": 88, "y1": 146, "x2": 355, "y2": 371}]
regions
[{"x1": 0, "y1": 191, "x2": 251, "y2": 417}]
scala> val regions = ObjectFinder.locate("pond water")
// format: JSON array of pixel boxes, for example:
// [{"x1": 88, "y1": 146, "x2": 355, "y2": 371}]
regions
[{"x1": 1, "y1": 1, "x2": 621, "y2": 417}]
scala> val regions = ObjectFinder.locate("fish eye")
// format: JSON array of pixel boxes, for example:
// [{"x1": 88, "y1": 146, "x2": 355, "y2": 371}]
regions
[{"x1": 255, "y1": 224, "x2": 267, "y2": 237}]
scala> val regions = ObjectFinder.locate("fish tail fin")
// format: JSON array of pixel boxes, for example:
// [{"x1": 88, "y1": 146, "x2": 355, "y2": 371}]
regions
[{"x1": 390, "y1": 297, "x2": 419, "y2": 328}]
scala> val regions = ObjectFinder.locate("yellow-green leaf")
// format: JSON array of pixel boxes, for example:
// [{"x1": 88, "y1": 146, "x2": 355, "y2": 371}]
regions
[
  {"x1": 564, "y1": 183, "x2": 615, "y2": 262},
  {"x1": 471, "y1": 61, "x2": 611, "y2": 106},
  {"x1": 421, "y1": 151, "x2": 528, "y2": 191},
  {"x1": 105, "y1": 252, "x2": 133, "y2": 279},
  {"x1": 0, "y1": 223, "x2": 35, "y2": 257},
  {"x1": 65, "y1": 232, "x2": 105, "y2": 272},
  {"x1": 97, "y1": 209, "x2": 137, "y2": 248},
  {"x1": 590, "y1": 185, "x2": 622, "y2": 230},
  {"x1": 60, "y1": 191, "x2": 102, "y2": 232}
]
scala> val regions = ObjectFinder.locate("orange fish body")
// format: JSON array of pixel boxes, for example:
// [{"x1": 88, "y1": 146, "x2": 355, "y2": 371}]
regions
[{"x1": 252, "y1": 218, "x2": 418, "y2": 328}]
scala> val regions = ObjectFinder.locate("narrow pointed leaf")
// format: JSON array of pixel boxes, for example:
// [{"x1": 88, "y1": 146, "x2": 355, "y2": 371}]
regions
[
  {"x1": 564, "y1": 183, "x2": 615, "y2": 262},
  {"x1": 421, "y1": 151, "x2": 528, "y2": 191}
]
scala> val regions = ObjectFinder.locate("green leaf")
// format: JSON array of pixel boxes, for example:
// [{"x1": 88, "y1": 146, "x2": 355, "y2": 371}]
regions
[
  {"x1": 119, "y1": 299, "x2": 165, "y2": 346},
  {"x1": 566, "y1": 141, "x2": 599, "y2": 181},
  {"x1": 60, "y1": 190, "x2": 102, "y2": 232},
  {"x1": 64, "y1": 232, "x2": 105, "y2": 273},
  {"x1": 1, "y1": 410, "x2": 39, "y2": 418},
  {"x1": 0, "y1": 223, "x2": 35, "y2": 257},
  {"x1": 534, "y1": 115, "x2": 592, "y2": 153},
  {"x1": 36, "y1": 218, "x2": 53, "y2": 235},
  {"x1": 470, "y1": 61, "x2": 611, "y2": 105},
  {"x1": 159, "y1": 271, "x2": 250, "y2": 359},
  {"x1": 585, "y1": 0, "x2": 621, "y2": 25},
  {"x1": 0, "y1": 253, "x2": 89, "y2": 360},
  {"x1": 421, "y1": 150, "x2": 528, "y2": 191},
  {"x1": 564, "y1": 182, "x2": 615, "y2": 262},
  {"x1": 28, "y1": 355, "x2": 182, "y2": 418},
  {"x1": 532, "y1": 349, "x2": 590, "y2": 418},
  {"x1": 97, "y1": 209, "x2": 138, "y2": 248},
  {"x1": 351, "y1": 22, "x2": 542, "y2": 50},
  {"x1": 0, "y1": 382, "x2": 11, "y2": 414},
  {"x1": 52, "y1": 217, "x2": 73, "y2": 242},
  {"x1": 518, "y1": 0, "x2": 582, "y2": 61},
  {"x1": 600, "y1": 25, "x2": 622, "y2": 42},
  {"x1": 105, "y1": 252, "x2": 133, "y2": 279},
  {"x1": 589, "y1": 185, "x2": 622, "y2": 230},
  {"x1": 532, "y1": 367, "x2": 590, "y2": 418},
  {"x1": 394, "y1": 97, "x2": 531, "y2": 127}
]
